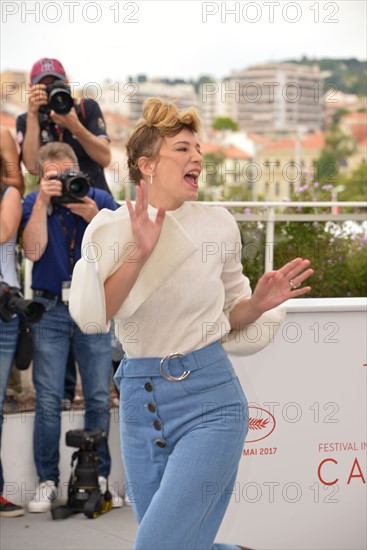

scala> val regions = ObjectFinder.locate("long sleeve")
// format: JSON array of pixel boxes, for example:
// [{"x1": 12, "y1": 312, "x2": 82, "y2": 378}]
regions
[{"x1": 69, "y1": 205, "x2": 198, "y2": 334}]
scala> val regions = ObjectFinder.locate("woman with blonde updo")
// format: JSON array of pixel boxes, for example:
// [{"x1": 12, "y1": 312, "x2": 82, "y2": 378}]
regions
[{"x1": 70, "y1": 97, "x2": 313, "y2": 549}]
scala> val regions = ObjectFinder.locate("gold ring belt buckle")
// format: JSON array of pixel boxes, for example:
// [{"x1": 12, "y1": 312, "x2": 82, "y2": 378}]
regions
[{"x1": 160, "y1": 352, "x2": 191, "y2": 382}]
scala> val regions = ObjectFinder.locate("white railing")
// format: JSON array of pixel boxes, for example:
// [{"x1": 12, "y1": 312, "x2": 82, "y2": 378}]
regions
[
  {"x1": 24, "y1": 201, "x2": 367, "y2": 297},
  {"x1": 201, "y1": 200, "x2": 367, "y2": 271}
]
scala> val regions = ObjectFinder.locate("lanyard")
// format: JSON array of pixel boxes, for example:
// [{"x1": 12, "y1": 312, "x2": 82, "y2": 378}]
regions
[
  {"x1": 39, "y1": 115, "x2": 63, "y2": 144},
  {"x1": 54, "y1": 124, "x2": 63, "y2": 141},
  {"x1": 54, "y1": 206, "x2": 77, "y2": 276}
]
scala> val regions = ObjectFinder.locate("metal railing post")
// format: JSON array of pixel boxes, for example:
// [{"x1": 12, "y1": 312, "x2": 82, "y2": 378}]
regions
[{"x1": 265, "y1": 206, "x2": 275, "y2": 272}]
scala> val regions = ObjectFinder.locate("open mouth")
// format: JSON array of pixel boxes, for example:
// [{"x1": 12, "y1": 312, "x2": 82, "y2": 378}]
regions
[{"x1": 184, "y1": 171, "x2": 200, "y2": 189}]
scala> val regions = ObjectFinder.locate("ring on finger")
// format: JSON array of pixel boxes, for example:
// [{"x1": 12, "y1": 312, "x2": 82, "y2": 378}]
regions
[{"x1": 289, "y1": 279, "x2": 300, "y2": 290}]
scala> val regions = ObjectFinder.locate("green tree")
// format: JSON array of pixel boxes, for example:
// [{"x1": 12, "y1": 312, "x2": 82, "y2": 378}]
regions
[
  {"x1": 286, "y1": 57, "x2": 367, "y2": 95},
  {"x1": 275, "y1": 182, "x2": 366, "y2": 297},
  {"x1": 212, "y1": 117, "x2": 239, "y2": 132},
  {"x1": 202, "y1": 152, "x2": 226, "y2": 187},
  {"x1": 316, "y1": 124, "x2": 355, "y2": 184},
  {"x1": 339, "y1": 162, "x2": 367, "y2": 201},
  {"x1": 196, "y1": 75, "x2": 216, "y2": 95},
  {"x1": 331, "y1": 108, "x2": 350, "y2": 125},
  {"x1": 222, "y1": 185, "x2": 252, "y2": 202},
  {"x1": 232, "y1": 180, "x2": 367, "y2": 298}
]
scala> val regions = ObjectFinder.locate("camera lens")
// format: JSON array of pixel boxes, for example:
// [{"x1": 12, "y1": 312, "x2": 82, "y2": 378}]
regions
[
  {"x1": 11, "y1": 297, "x2": 44, "y2": 324},
  {"x1": 22, "y1": 301, "x2": 45, "y2": 324},
  {"x1": 49, "y1": 89, "x2": 74, "y2": 114},
  {"x1": 53, "y1": 170, "x2": 90, "y2": 204},
  {"x1": 68, "y1": 176, "x2": 89, "y2": 198}
]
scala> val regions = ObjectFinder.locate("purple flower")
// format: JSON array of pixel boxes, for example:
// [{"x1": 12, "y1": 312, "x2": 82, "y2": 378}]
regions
[
  {"x1": 297, "y1": 185, "x2": 309, "y2": 193},
  {"x1": 314, "y1": 182, "x2": 319, "y2": 188}
]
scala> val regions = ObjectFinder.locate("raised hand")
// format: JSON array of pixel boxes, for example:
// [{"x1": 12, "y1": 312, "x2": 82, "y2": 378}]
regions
[
  {"x1": 126, "y1": 180, "x2": 166, "y2": 262},
  {"x1": 251, "y1": 257, "x2": 314, "y2": 314}
]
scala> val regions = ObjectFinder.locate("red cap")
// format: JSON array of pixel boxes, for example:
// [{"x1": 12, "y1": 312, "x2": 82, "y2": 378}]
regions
[{"x1": 30, "y1": 58, "x2": 66, "y2": 84}]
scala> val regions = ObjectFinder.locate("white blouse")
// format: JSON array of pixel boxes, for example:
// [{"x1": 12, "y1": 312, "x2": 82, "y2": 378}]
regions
[{"x1": 69, "y1": 202, "x2": 285, "y2": 358}]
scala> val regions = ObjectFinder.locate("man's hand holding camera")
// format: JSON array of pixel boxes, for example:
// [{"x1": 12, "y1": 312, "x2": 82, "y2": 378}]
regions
[
  {"x1": 27, "y1": 83, "x2": 49, "y2": 116},
  {"x1": 39, "y1": 168, "x2": 98, "y2": 222},
  {"x1": 50, "y1": 108, "x2": 81, "y2": 134},
  {"x1": 28, "y1": 82, "x2": 81, "y2": 133},
  {"x1": 38, "y1": 169, "x2": 62, "y2": 205},
  {"x1": 63, "y1": 197, "x2": 99, "y2": 223}
]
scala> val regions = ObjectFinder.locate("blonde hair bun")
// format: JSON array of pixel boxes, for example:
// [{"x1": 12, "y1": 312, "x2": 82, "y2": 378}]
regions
[{"x1": 142, "y1": 97, "x2": 200, "y2": 133}]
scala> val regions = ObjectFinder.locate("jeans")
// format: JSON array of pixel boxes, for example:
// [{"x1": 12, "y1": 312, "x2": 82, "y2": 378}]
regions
[
  {"x1": 32, "y1": 299, "x2": 112, "y2": 483},
  {"x1": 0, "y1": 315, "x2": 19, "y2": 494},
  {"x1": 64, "y1": 348, "x2": 77, "y2": 402},
  {"x1": 114, "y1": 341, "x2": 248, "y2": 550}
]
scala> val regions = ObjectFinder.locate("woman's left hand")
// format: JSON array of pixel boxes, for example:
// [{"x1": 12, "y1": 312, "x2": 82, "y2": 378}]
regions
[{"x1": 251, "y1": 257, "x2": 314, "y2": 314}]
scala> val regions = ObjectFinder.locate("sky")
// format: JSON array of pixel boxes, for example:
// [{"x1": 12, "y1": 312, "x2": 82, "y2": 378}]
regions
[{"x1": 1, "y1": 0, "x2": 366, "y2": 86}]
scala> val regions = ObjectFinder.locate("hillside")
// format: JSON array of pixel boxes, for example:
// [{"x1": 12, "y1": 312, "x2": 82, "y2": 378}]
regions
[{"x1": 285, "y1": 56, "x2": 367, "y2": 96}]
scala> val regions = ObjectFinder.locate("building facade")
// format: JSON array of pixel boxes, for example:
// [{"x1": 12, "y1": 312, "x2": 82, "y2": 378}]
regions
[
  {"x1": 124, "y1": 80, "x2": 198, "y2": 121},
  {"x1": 227, "y1": 63, "x2": 324, "y2": 134},
  {"x1": 255, "y1": 132, "x2": 325, "y2": 200},
  {"x1": 199, "y1": 79, "x2": 238, "y2": 130}
]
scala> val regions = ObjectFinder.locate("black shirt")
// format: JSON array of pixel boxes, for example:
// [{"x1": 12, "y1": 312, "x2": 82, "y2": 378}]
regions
[{"x1": 16, "y1": 98, "x2": 111, "y2": 193}]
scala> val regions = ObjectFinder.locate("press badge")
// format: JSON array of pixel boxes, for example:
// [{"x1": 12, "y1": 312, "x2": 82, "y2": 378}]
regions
[{"x1": 62, "y1": 281, "x2": 71, "y2": 303}]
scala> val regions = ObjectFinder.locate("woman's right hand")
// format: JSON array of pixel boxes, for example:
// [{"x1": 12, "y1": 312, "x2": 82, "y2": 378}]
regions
[
  {"x1": 126, "y1": 180, "x2": 166, "y2": 262},
  {"x1": 104, "y1": 180, "x2": 164, "y2": 322}
]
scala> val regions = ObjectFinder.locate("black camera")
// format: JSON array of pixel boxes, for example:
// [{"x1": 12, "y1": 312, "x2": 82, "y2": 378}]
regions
[
  {"x1": 66, "y1": 429, "x2": 106, "y2": 451},
  {"x1": 0, "y1": 282, "x2": 45, "y2": 324},
  {"x1": 51, "y1": 429, "x2": 112, "y2": 520},
  {"x1": 52, "y1": 169, "x2": 90, "y2": 205},
  {"x1": 39, "y1": 80, "x2": 74, "y2": 115}
]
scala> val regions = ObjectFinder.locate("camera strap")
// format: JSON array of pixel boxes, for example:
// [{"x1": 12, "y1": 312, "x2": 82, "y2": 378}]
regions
[
  {"x1": 54, "y1": 124, "x2": 64, "y2": 142},
  {"x1": 38, "y1": 114, "x2": 61, "y2": 145},
  {"x1": 54, "y1": 206, "x2": 77, "y2": 275}
]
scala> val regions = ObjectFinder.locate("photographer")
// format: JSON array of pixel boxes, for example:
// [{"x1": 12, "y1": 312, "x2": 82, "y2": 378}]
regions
[
  {"x1": 17, "y1": 58, "x2": 113, "y2": 410},
  {"x1": 16, "y1": 58, "x2": 111, "y2": 193},
  {"x1": 22, "y1": 142, "x2": 122, "y2": 512},
  {"x1": 0, "y1": 182, "x2": 24, "y2": 517}
]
